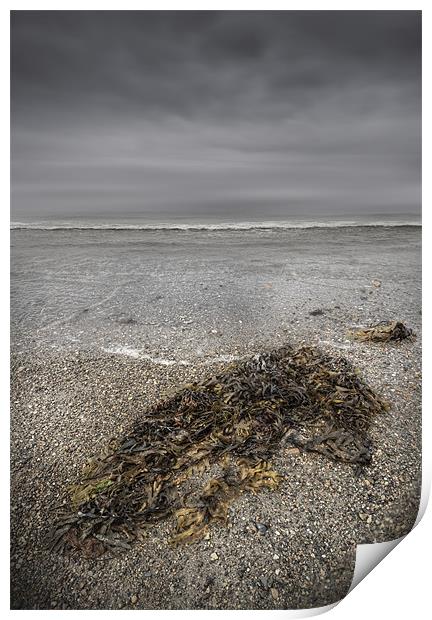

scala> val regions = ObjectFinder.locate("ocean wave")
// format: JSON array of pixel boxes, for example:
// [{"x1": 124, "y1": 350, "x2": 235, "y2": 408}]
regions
[{"x1": 10, "y1": 219, "x2": 421, "y2": 231}]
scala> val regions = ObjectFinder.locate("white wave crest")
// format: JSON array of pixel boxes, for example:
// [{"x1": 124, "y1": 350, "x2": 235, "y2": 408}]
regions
[{"x1": 11, "y1": 218, "x2": 421, "y2": 231}]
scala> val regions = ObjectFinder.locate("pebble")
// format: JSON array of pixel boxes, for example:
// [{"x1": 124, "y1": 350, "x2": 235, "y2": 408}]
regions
[
  {"x1": 255, "y1": 522, "x2": 268, "y2": 535},
  {"x1": 10, "y1": 238, "x2": 422, "y2": 612},
  {"x1": 309, "y1": 309, "x2": 324, "y2": 316},
  {"x1": 131, "y1": 594, "x2": 138, "y2": 604},
  {"x1": 271, "y1": 588, "x2": 279, "y2": 601},
  {"x1": 259, "y1": 576, "x2": 269, "y2": 589},
  {"x1": 210, "y1": 552, "x2": 218, "y2": 561}
]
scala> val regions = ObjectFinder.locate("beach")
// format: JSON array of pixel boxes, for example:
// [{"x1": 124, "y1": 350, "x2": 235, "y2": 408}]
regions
[{"x1": 10, "y1": 225, "x2": 422, "y2": 610}]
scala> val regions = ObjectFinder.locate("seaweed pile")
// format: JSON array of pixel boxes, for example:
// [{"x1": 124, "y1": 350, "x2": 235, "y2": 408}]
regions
[
  {"x1": 50, "y1": 344, "x2": 388, "y2": 557},
  {"x1": 350, "y1": 320, "x2": 414, "y2": 343}
]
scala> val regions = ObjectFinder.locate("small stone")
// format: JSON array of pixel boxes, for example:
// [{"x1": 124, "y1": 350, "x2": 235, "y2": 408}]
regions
[
  {"x1": 309, "y1": 309, "x2": 324, "y2": 316},
  {"x1": 204, "y1": 531, "x2": 210, "y2": 540},
  {"x1": 255, "y1": 522, "x2": 268, "y2": 535},
  {"x1": 273, "y1": 554, "x2": 280, "y2": 560},
  {"x1": 271, "y1": 588, "x2": 279, "y2": 600},
  {"x1": 131, "y1": 595, "x2": 138, "y2": 604},
  {"x1": 275, "y1": 568, "x2": 281, "y2": 576},
  {"x1": 210, "y1": 552, "x2": 218, "y2": 561}
]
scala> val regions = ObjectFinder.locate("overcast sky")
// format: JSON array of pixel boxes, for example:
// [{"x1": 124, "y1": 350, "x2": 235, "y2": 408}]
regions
[{"x1": 11, "y1": 11, "x2": 421, "y2": 220}]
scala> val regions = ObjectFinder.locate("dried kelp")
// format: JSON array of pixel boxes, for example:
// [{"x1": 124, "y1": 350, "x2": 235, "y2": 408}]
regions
[
  {"x1": 350, "y1": 320, "x2": 414, "y2": 343},
  {"x1": 50, "y1": 344, "x2": 389, "y2": 557}
]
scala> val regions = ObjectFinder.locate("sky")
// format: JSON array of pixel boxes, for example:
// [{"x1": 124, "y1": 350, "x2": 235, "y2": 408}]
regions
[{"x1": 11, "y1": 10, "x2": 421, "y2": 221}]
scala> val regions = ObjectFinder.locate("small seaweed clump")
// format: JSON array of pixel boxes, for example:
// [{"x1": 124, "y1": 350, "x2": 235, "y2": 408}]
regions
[
  {"x1": 350, "y1": 320, "x2": 414, "y2": 343},
  {"x1": 50, "y1": 344, "x2": 389, "y2": 557}
]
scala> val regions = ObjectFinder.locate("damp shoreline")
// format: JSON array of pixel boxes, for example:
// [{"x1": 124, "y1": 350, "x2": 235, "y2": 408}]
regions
[{"x1": 11, "y1": 226, "x2": 422, "y2": 609}]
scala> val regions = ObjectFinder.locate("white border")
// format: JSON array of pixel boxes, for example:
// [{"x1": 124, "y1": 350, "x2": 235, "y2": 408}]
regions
[{"x1": 3, "y1": 2, "x2": 429, "y2": 618}]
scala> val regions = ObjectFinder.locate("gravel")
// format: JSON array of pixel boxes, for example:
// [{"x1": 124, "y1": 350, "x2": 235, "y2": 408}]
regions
[{"x1": 10, "y1": 226, "x2": 421, "y2": 609}]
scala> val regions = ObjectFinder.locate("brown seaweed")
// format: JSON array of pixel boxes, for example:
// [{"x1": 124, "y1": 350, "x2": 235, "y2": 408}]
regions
[
  {"x1": 349, "y1": 320, "x2": 414, "y2": 343},
  {"x1": 50, "y1": 344, "x2": 389, "y2": 556}
]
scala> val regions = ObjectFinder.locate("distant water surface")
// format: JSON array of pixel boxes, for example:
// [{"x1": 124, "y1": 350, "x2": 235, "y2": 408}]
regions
[
  {"x1": 11, "y1": 224, "x2": 421, "y2": 361},
  {"x1": 11, "y1": 213, "x2": 421, "y2": 230}
]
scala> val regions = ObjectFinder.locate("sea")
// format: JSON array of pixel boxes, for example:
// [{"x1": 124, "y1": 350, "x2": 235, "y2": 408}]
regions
[
  {"x1": 10, "y1": 213, "x2": 421, "y2": 231},
  {"x1": 10, "y1": 213, "x2": 421, "y2": 362}
]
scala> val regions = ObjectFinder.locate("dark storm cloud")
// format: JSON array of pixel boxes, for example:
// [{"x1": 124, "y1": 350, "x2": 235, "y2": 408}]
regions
[{"x1": 11, "y1": 11, "x2": 421, "y2": 219}]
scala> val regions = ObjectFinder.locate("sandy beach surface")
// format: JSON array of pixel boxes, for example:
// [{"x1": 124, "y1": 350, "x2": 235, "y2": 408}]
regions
[{"x1": 10, "y1": 225, "x2": 421, "y2": 610}]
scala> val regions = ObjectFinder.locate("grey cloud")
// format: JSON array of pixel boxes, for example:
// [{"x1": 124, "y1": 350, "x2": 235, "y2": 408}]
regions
[
  {"x1": 11, "y1": 11, "x2": 421, "y2": 219},
  {"x1": 11, "y1": 11, "x2": 420, "y2": 119}
]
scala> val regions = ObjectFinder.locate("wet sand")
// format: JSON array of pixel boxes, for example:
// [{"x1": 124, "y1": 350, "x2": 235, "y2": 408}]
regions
[{"x1": 10, "y1": 226, "x2": 421, "y2": 609}]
